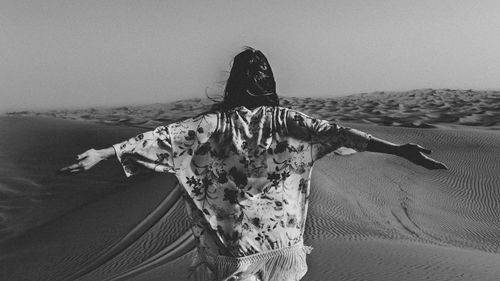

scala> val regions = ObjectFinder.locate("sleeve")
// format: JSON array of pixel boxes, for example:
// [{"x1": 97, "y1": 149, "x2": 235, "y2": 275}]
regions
[
  {"x1": 167, "y1": 112, "x2": 221, "y2": 171},
  {"x1": 113, "y1": 126, "x2": 175, "y2": 177},
  {"x1": 285, "y1": 108, "x2": 371, "y2": 158}
]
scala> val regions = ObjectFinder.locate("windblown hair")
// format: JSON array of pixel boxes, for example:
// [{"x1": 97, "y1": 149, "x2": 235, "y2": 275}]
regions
[{"x1": 212, "y1": 47, "x2": 279, "y2": 111}]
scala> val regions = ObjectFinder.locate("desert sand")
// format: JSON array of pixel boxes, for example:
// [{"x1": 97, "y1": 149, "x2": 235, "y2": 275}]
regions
[
  {"x1": 1, "y1": 89, "x2": 499, "y2": 281},
  {"x1": 8, "y1": 89, "x2": 500, "y2": 130}
]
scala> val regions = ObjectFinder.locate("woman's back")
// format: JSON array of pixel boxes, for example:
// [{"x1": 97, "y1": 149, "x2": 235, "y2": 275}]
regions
[
  {"x1": 115, "y1": 105, "x2": 370, "y2": 255},
  {"x1": 171, "y1": 106, "x2": 316, "y2": 257},
  {"x1": 113, "y1": 105, "x2": 370, "y2": 280}
]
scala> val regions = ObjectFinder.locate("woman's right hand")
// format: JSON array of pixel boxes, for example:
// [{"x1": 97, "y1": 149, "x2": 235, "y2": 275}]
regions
[
  {"x1": 58, "y1": 147, "x2": 114, "y2": 175},
  {"x1": 397, "y1": 143, "x2": 448, "y2": 170}
]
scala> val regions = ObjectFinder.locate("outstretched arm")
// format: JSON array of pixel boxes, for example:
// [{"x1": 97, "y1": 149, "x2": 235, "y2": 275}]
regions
[
  {"x1": 59, "y1": 124, "x2": 179, "y2": 177},
  {"x1": 58, "y1": 112, "x2": 220, "y2": 177},
  {"x1": 285, "y1": 108, "x2": 447, "y2": 170},
  {"x1": 58, "y1": 147, "x2": 115, "y2": 174},
  {"x1": 366, "y1": 137, "x2": 447, "y2": 170}
]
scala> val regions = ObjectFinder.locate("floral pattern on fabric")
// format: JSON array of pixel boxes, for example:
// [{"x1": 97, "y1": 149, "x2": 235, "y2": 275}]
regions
[{"x1": 113, "y1": 106, "x2": 371, "y2": 260}]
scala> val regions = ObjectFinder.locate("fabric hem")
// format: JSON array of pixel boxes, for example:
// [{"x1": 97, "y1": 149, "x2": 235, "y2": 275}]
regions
[{"x1": 189, "y1": 241, "x2": 312, "y2": 281}]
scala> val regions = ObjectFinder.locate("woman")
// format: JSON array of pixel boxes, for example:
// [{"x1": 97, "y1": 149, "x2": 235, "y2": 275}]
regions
[{"x1": 60, "y1": 47, "x2": 447, "y2": 281}]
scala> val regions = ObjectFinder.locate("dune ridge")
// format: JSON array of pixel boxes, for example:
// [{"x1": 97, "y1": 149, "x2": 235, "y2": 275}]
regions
[{"x1": 6, "y1": 89, "x2": 500, "y2": 129}]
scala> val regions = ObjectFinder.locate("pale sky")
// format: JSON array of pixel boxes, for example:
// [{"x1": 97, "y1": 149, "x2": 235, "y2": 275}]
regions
[{"x1": 1, "y1": 0, "x2": 500, "y2": 112}]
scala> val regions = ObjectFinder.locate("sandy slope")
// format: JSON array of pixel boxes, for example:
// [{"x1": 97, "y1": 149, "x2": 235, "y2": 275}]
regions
[{"x1": 1, "y1": 95, "x2": 500, "y2": 280}]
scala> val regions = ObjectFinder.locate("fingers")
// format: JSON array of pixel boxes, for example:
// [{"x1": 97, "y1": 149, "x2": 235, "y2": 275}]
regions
[
  {"x1": 419, "y1": 147, "x2": 431, "y2": 154},
  {"x1": 430, "y1": 160, "x2": 448, "y2": 170},
  {"x1": 413, "y1": 144, "x2": 431, "y2": 154},
  {"x1": 401, "y1": 143, "x2": 431, "y2": 155},
  {"x1": 58, "y1": 162, "x2": 85, "y2": 175},
  {"x1": 77, "y1": 151, "x2": 88, "y2": 160},
  {"x1": 435, "y1": 163, "x2": 448, "y2": 170},
  {"x1": 58, "y1": 149, "x2": 98, "y2": 175},
  {"x1": 397, "y1": 144, "x2": 447, "y2": 171},
  {"x1": 424, "y1": 161, "x2": 445, "y2": 170},
  {"x1": 420, "y1": 154, "x2": 448, "y2": 170}
]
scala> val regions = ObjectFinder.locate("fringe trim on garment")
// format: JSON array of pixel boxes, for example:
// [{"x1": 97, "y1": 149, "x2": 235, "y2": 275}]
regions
[{"x1": 188, "y1": 241, "x2": 313, "y2": 281}]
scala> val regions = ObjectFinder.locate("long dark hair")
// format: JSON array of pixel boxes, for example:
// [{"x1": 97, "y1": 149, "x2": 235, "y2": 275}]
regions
[{"x1": 211, "y1": 47, "x2": 279, "y2": 111}]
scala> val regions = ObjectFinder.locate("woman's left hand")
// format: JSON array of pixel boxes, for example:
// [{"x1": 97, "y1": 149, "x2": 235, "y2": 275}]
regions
[{"x1": 397, "y1": 143, "x2": 448, "y2": 170}]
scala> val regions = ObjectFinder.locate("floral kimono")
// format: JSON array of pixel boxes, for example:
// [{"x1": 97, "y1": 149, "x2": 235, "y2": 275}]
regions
[{"x1": 113, "y1": 106, "x2": 371, "y2": 281}]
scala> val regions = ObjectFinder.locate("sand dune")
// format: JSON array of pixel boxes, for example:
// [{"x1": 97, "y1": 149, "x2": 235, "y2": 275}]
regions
[
  {"x1": 7, "y1": 89, "x2": 500, "y2": 130},
  {"x1": 1, "y1": 90, "x2": 500, "y2": 280}
]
